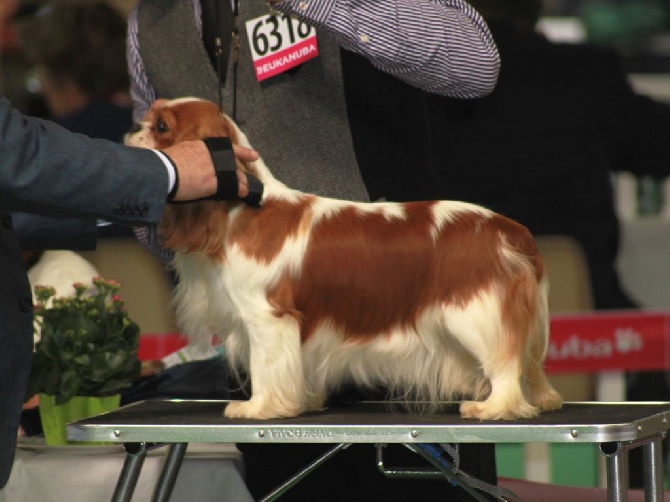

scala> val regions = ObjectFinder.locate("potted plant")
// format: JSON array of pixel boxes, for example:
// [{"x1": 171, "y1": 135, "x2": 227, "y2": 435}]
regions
[{"x1": 25, "y1": 276, "x2": 141, "y2": 445}]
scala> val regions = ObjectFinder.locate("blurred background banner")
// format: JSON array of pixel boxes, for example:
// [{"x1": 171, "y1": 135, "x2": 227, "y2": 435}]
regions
[{"x1": 546, "y1": 311, "x2": 670, "y2": 373}]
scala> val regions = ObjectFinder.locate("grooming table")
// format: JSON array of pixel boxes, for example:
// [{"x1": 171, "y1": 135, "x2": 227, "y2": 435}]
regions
[{"x1": 67, "y1": 400, "x2": 670, "y2": 502}]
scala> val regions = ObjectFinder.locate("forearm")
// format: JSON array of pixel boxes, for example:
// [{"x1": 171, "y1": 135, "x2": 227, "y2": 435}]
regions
[
  {"x1": 0, "y1": 95, "x2": 168, "y2": 224},
  {"x1": 272, "y1": 0, "x2": 500, "y2": 97}
]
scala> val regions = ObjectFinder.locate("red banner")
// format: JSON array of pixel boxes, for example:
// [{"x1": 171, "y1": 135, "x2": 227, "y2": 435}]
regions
[
  {"x1": 138, "y1": 333, "x2": 187, "y2": 362},
  {"x1": 545, "y1": 311, "x2": 670, "y2": 374}
]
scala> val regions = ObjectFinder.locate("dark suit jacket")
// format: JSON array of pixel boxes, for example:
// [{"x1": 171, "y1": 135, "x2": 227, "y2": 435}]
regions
[
  {"x1": 13, "y1": 214, "x2": 97, "y2": 251},
  {"x1": 11, "y1": 97, "x2": 136, "y2": 249},
  {"x1": 343, "y1": 23, "x2": 670, "y2": 310},
  {"x1": 0, "y1": 94, "x2": 168, "y2": 487}
]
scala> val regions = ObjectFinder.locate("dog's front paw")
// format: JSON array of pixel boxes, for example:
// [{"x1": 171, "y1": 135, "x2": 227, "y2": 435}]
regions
[{"x1": 224, "y1": 399, "x2": 302, "y2": 420}]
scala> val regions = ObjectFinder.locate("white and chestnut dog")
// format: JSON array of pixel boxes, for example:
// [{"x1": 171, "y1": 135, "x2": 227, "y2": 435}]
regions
[{"x1": 126, "y1": 97, "x2": 562, "y2": 421}]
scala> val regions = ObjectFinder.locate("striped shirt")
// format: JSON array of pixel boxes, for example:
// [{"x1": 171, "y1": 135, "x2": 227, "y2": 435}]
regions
[
  {"x1": 272, "y1": 0, "x2": 500, "y2": 96},
  {"x1": 128, "y1": 0, "x2": 499, "y2": 122}
]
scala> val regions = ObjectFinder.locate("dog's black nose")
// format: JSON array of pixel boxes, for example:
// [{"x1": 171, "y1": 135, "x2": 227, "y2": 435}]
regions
[{"x1": 129, "y1": 122, "x2": 143, "y2": 134}]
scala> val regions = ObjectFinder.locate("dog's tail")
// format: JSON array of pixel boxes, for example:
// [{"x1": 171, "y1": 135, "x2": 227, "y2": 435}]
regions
[
  {"x1": 498, "y1": 234, "x2": 543, "y2": 356},
  {"x1": 500, "y1": 231, "x2": 561, "y2": 411}
]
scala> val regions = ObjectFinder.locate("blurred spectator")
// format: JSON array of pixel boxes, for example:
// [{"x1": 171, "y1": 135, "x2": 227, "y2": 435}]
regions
[
  {"x1": 16, "y1": 0, "x2": 132, "y2": 142},
  {"x1": 0, "y1": 0, "x2": 36, "y2": 113},
  {"x1": 352, "y1": 0, "x2": 670, "y2": 312},
  {"x1": 0, "y1": 0, "x2": 19, "y2": 52}
]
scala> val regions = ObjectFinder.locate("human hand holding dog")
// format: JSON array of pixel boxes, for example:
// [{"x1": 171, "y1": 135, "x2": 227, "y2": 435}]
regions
[{"x1": 162, "y1": 140, "x2": 259, "y2": 201}]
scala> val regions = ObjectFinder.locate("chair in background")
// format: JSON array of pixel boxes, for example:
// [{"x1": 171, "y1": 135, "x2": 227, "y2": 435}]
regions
[
  {"x1": 538, "y1": 234, "x2": 595, "y2": 402},
  {"x1": 79, "y1": 238, "x2": 177, "y2": 335}
]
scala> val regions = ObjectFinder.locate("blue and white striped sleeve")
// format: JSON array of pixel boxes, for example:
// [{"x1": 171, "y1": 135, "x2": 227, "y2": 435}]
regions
[
  {"x1": 127, "y1": 4, "x2": 157, "y2": 124},
  {"x1": 273, "y1": 0, "x2": 500, "y2": 98}
]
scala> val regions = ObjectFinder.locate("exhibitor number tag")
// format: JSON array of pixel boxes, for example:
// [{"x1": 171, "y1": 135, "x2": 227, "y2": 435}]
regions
[{"x1": 245, "y1": 14, "x2": 319, "y2": 81}]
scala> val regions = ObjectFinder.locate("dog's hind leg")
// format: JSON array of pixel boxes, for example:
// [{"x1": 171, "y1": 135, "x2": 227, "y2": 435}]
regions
[
  {"x1": 455, "y1": 287, "x2": 538, "y2": 420},
  {"x1": 224, "y1": 313, "x2": 307, "y2": 419},
  {"x1": 525, "y1": 357, "x2": 563, "y2": 412},
  {"x1": 460, "y1": 360, "x2": 536, "y2": 420}
]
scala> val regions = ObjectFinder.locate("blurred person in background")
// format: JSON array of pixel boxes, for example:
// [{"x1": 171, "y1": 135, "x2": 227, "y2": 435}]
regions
[
  {"x1": 0, "y1": 0, "x2": 19, "y2": 53},
  {"x1": 352, "y1": 0, "x2": 670, "y2": 313},
  {"x1": 16, "y1": 0, "x2": 132, "y2": 142},
  {"x1": 0, "y1": 0, "x2": 31, "y2": 110}
]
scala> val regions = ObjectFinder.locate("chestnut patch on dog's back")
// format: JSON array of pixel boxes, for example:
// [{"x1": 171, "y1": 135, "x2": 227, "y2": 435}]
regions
[{"x1": 285, "y1": 203, "x2": 506, "y2": 342}]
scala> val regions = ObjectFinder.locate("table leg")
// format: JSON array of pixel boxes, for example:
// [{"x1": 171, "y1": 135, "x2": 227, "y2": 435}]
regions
[
  {"x1": 601, "y1": 442, "x2": 629, "y2": 502},
  {"x1": 643, "y1": 437, "x2": 664, "y2": 502},
  {"x1": 152, "y1": 443, "x2": 188, "y2": 502},
  {"x1": 112, "y1": 446, "x2": 148, "y2": 502},
  {"x1": 601, "y1": 433, "x2": 666, "y2": 502}
]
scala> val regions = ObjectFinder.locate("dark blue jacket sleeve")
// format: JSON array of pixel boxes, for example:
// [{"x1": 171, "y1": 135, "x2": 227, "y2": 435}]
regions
[{"x1": 0, "y1": 94, "x2": 168, "y2": 225}]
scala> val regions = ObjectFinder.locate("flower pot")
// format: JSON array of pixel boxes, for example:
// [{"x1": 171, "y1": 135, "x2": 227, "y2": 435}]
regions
[{"x1": 38, "y1": 394, "x2": 120, "y2": 445}]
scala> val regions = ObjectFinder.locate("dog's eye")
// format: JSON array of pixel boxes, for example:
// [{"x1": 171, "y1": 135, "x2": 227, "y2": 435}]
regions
[{"x1": 155, "y1": 119, "x2": 169, "y2": 134}]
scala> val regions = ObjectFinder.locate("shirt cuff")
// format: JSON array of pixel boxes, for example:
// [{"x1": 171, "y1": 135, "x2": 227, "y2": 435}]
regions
[{"x1": 152, "y1": 150, "x2": 176, "y2": 195}]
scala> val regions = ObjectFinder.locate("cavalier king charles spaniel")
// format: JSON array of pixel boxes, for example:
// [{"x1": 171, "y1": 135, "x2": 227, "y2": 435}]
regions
[{"x1": 126, "y1": 97, "x2": 562, "y2": 421}]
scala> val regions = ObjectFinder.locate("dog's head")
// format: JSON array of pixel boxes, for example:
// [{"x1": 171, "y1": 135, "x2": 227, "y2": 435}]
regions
[
  {"x1": 126, "y1": 97, "x2": 240, "y2": 149},
  {"x1": 127, "y1": 97, "x2": 257, "y2": 255}
]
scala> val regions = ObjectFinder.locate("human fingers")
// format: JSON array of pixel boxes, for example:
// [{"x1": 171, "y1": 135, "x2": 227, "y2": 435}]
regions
[{"x1": 233, "y1": 144, "x2": 259, "y2": 163}]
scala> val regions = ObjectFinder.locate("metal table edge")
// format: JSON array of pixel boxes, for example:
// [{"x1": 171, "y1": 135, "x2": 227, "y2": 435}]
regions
[{"x1": 66, "y1": 400, "x2": 670, "y2": 446}]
